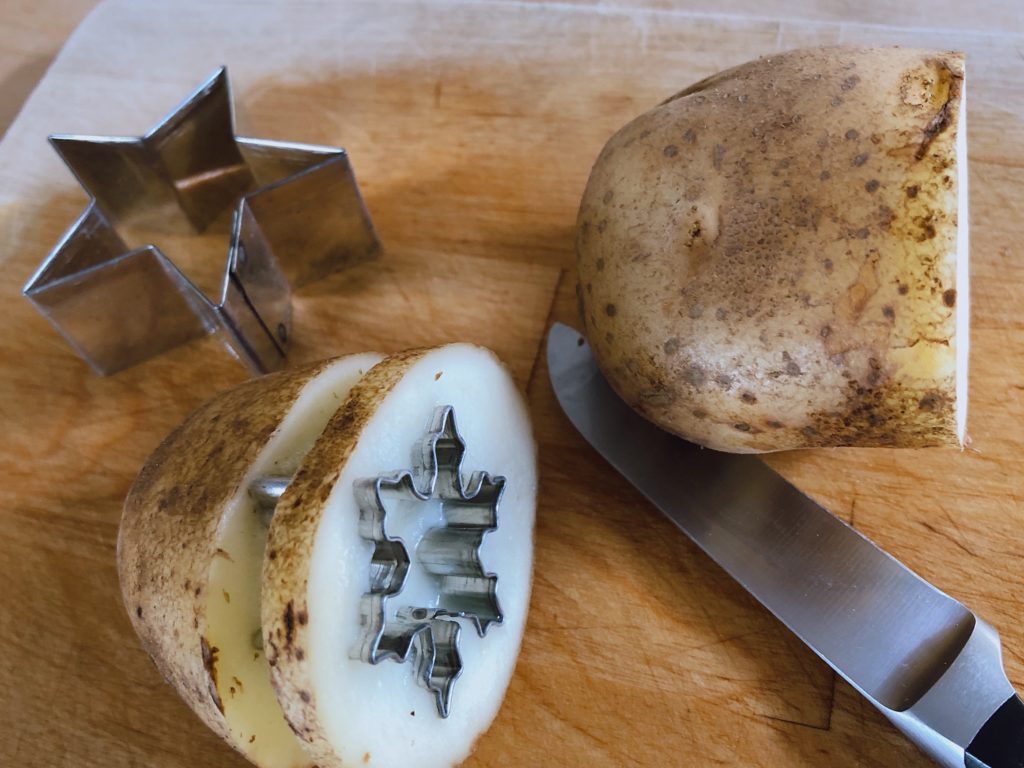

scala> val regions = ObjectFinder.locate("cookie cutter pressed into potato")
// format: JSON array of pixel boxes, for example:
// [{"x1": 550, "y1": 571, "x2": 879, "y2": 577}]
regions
[
  {"x1": 22, "y1": 67, "x2": 379, "y2": 375},
  {"x1": 252, "y1": 405, "x2": 504, "y2": 718}
]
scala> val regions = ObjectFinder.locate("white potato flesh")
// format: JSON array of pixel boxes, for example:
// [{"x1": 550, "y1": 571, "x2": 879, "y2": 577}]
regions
[
  {"x1": 308, "y1": 345, "x2": 536, "y2": 767},
  {"x1": 955, "y1": 78, "x2": 970, "y2": 445},
  {"x1": 205, "y1": 352, "x2": 383, "y2": 767}
]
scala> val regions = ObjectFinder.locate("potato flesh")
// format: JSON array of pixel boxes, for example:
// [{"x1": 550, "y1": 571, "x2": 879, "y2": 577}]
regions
[
  {"x1": 304, "y1": 346, "x2": 536, "y2": 767},
  {"x1": 205, "y1": 353, "x2": 382, "y2": 767}
]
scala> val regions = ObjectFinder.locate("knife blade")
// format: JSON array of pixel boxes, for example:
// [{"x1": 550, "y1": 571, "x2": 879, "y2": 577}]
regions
[{"x1": 547, "y1": 322, "x2": 1023, "y2": 768}]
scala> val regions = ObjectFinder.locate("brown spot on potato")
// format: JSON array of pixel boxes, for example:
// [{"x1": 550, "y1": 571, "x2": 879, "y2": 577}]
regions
[
  {"x1": 680, "y1": 363, "x2": 707, "y2": 388},
  {"x1": 865, "y1": 179, "x2": 880, "y2": 193},
  {"x1": 845, "y1": 129, "x2": 859, "y2": 140},
  {"x1": 284, "y1": 601, "x2": 296, "y2": 647},
  {"x1": 942, "y1": 288, "x2": 956, "y2": 307},
  {"x1": 915, "y1": 67, "x2": 959, "y2": 160},
  {"x1": 853, "y1": 153, "x2": 869, "y2": 167},
  {"x1": 663, "y1": 338, "x2": 680, "y2": 355},
  {"x1": 297, "y1": 609, "x2": 308, "y2": 626},
  {"x1": 296, "y1": 648, "x2": 305, "y2": 661},
  {"x1": 663, "y1": 144, "x2": 679, "y2": 157},
  {"x1": 840, "y1": 74, "x2": 860, "y2": 91},
  {"x1": 605, "y1": 304, "x2": 617, "y2": 317},
  {"x1": 882, "y1": 305, "x2": 895, "y2": 320},
  {"x1": 602, "y1": 190, "x2": 614, "y2": 204},
  {"x1": 741, "y1": 392, "x2": 757, "y2": 404},
  {"x1": 819, "y1": 170, "x2": 831, "y2": 181},
  {"x1": 820, "y1": 325, "x2": 831, "y2": 338},
  {"x1": 135, "y1": 605, "x2": 143, "y2": 618},
  {"x1": 596, "y1": 257, "x2": 605, "y2": 271},
  {"x1": 300, "y1": 690, "x2": 312, "y2": 703},
  {"x1": 906, "y1": 184, "x2": 919, "y2": 198},
  {"x1": 898, "y1": 283, "x2": 910, "y2": 295},
  {"x1": 734, "y1": 423, "x2": 751, "y2": 432},
  {"x1": 200, "y1": 637, "x2": 224, "y2": 714},
  {"x1": 766, "y1": 420, "x2": 784, "y2": 429},
  {"x1": 683, "y1": 128, "x2": 697, "y2": 143},
  {"x1": 268, "y1": 549, "x2": 277, "y2": 560},
  {"x1": 691, "y1": 409, "x2": 707, "y2": 419},
  {"x1": 434, "y1": 371, "x2": 442, "y2": 381}
]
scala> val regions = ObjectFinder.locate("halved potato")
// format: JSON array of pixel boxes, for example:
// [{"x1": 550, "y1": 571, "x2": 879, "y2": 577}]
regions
[
  {"x1": 118, "y1": 353, "x2": 382, "y2": 766},
  {"x1": 577, "y1": 46, "x2": 968, "y2": 452},
  {"x1": 119, "y1": 345, "x2": 536, "y2": 768}
]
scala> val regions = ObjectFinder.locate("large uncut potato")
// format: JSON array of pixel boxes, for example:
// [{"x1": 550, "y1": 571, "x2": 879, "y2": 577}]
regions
[
  {"x1": 577, "y1": 46, "x2": 968, "y2": 453},
  {"x1": 118, "y1": 345, "x2": 536, "y2": 768}
]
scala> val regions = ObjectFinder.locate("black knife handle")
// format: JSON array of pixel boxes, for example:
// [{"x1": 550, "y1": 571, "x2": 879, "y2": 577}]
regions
[{"x1": 965, "y1": 694, "x2": 1024, "y2": 768}]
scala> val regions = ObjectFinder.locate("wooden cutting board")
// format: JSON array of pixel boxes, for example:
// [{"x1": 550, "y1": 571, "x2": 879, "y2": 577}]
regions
[{"x1": 1, "y1": 2, "x2": 1021, "y2": 766}]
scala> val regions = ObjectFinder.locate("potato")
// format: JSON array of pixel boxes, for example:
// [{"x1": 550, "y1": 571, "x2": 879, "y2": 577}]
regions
[
  {"x1": 576, "y1": 46, "x2": 968, "y2": 453},
  {"x1": 119, "y1": 353, "x2": 382, "y2": 767},
  {"x1": 263, "y1": 344, "x2": 536, "y2": 768},
  {"x1": 118, "y1": 345, "x2": 536, "y2": 768}
]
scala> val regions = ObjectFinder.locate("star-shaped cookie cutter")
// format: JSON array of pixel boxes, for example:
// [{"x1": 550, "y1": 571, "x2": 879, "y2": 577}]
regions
[
  {"x1": 22, "y1": 67, "x2": 379, "y2": 375},
  {"x1": 354, "y1": 405, "x2": 504, "y2": 718}
]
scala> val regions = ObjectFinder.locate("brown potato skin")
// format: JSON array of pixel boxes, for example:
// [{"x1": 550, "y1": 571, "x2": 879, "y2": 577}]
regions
[
  {"x1": 117, "y1": 361, "x2": 333, "y2": 752},
  {"x1": 577, "y1": 46, "x2": 964, "y2": 452}
]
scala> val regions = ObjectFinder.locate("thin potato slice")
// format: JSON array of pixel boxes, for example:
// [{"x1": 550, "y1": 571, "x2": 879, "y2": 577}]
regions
[{"x1": 263, "y1": 344, "x2": 537, "y2": 768}]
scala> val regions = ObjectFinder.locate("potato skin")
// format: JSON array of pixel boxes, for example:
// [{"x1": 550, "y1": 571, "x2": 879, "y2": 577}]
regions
[
  {"x1": 577, "y1": 46, "x2": 965, "y2": 452},
  {"x1": 117, "y1": 361, "x2": 333, "y2": 750}
]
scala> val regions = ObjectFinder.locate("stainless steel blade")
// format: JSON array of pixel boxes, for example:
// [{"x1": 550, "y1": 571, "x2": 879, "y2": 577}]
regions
[{"x1": 547, "y1": 322, "x2": 1018, "y2": 768}]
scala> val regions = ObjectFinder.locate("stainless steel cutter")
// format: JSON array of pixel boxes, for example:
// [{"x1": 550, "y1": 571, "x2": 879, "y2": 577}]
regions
[{"x1": 23, "y1": 67, "x2": 379, "y2": 375}]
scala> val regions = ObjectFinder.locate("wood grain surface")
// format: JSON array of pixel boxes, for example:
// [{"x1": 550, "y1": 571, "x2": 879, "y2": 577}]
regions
[{"x1": 0, "y1": 1, "x2": 1021, "y2": 766}]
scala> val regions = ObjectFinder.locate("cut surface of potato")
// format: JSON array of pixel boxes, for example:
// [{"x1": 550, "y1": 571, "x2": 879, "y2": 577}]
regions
[
  {"x1": 576, "y1": 46, "x2": 968, "y2": 452},
  {"x1": 263, "y1": 344, "x2": 537, "y2": 768},
  {"x1": 119, "y1": 352, "x2": 381, "y2": 767},
  {"x1": 205, "y1": 352, "x2": 382, "y2": 766}
]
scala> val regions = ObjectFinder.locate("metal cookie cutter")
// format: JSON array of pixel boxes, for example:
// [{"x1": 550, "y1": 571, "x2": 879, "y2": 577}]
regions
[
  {"x1": 22, "y1": 67, "x2": 379, "y2": 375},
  {"x1": 251, "y1": 405, "x2": 504, "y2": 718}
]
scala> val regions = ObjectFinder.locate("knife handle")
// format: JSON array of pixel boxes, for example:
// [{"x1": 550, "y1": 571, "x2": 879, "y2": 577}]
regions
[{"x1": 965, "y1": 694, "x2": 1024, "y2": 768}]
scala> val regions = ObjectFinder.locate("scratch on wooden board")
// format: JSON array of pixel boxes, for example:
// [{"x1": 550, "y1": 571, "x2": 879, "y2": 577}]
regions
[
  {"x1": 756, "y1": 671, "x2": 836, "y2": 732},
  {"x1": 525, "y1": 268, "x2": 564, "y2": 394}
]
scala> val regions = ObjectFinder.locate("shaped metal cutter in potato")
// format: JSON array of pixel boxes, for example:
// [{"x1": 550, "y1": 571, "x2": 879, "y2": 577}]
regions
[{"x1": 119, "y1": 344, "x2": 537, "y2": 768}]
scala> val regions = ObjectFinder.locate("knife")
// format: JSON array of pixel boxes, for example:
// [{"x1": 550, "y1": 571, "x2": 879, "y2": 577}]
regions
[{"x1": 546, "y1": 322, "x2": 1024, "y2": 768}]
